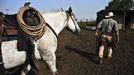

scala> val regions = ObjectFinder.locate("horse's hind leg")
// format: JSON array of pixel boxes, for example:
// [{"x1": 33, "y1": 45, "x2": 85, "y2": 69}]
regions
[
  {"x1": 41, "y1": 52, "x2": 58, "y2": 75},
  {"x1": 21, "y1": 70, "x2": 26, "y2": 75}
]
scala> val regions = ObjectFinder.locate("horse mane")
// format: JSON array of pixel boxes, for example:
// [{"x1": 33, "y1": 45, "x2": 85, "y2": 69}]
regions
[{"x1": 43, "y1": 9, "x2": 65, "y2": 14}]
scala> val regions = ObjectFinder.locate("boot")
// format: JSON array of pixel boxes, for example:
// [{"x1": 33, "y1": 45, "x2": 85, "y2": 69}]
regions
[{"x1": 99, "y1": 58, "x2": 103, "y2": 64}]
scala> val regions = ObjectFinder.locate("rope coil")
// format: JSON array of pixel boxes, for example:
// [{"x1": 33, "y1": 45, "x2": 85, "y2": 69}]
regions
[{"x1": 17, "y1": 6, "x2": 46, "y2": 37}]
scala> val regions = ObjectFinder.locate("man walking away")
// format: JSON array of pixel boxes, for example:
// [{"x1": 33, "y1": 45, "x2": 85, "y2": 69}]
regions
[{"x1": 95, "y1": 12, "x2": 119, "y2": 64}]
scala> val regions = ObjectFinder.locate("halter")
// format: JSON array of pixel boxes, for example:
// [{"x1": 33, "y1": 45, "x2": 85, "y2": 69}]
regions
[{"x1": 66, "y1": 11, "x2": 78, "y2": 32}]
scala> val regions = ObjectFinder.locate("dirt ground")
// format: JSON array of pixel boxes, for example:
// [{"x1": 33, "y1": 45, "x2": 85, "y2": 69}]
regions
[
  {"x1": 7, "y1": 28, "x2": 134, "y2": 75},
  {"x1": 36, "y1": 28, "x2": 134, "y2": 75}
]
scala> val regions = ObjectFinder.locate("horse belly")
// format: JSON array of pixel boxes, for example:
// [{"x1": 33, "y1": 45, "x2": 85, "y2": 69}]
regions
[{"x1": 1, "y1": 40, "x2": 26, "y2": 69}]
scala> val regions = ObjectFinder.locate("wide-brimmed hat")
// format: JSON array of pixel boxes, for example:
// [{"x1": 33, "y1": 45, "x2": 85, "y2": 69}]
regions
[{"x1": 105, "y1": 12, "x2": 114, "y2": 18}]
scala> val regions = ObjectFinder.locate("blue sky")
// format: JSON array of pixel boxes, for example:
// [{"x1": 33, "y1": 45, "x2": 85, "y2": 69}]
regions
[{"x1": 0, "y1": 0, "x2": 110, "y2": 20}]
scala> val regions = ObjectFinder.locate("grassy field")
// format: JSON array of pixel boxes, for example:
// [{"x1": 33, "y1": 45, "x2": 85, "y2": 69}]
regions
[{"x1": 78, "y1": 21, "x2": 96, "y2": 26}]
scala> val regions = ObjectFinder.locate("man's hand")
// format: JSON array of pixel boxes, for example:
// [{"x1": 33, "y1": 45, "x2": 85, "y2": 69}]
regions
[
  {"x1": 116, "y1": 33, "x2": 119, "y2": 43},
  {"x1": 95, "y1": 32, "x2": 99, "y2": 37},
  {"x1": 117, "y1": 37, "x2": 119, "y2": 43}
]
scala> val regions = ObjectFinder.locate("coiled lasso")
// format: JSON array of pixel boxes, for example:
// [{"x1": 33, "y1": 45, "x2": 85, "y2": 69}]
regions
[{"x1": 17, "y1": 5, "x2": 46, "y2": 38}]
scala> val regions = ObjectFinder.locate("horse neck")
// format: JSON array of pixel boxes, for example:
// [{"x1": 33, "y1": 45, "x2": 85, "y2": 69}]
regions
[{"x1": 43, "y1": 12, "x2": 68, "y2": 35}]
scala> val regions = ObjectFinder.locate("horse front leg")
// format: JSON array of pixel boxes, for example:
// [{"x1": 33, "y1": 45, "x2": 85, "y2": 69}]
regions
[
  {"x1": 41, "y1": 51, "x2": 58, "y2": 75},
  {"x1": 20, "y1": 64, "x2": 31, "y2": 75},
  {"x1": 21, "y1": 70, "x2": 26, "y2": 75}
]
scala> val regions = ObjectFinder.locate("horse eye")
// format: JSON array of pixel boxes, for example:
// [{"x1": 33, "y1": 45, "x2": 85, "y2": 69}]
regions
[
  {"x1": 72, "y1": 15, "x2": 76, "y2": 19},
  {"x1": 72, "y1": 15, "x2": 75, "y2": 18}
]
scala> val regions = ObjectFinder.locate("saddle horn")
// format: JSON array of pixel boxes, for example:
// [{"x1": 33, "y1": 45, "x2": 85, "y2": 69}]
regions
[{"x1": 24, "y1": 2, "x2": 31, "y2": 7}]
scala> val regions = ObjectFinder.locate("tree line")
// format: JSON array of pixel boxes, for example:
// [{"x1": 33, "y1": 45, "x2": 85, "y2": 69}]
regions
[{"x1": 106, "y1": 0, "x2": 134, "y2": 10}]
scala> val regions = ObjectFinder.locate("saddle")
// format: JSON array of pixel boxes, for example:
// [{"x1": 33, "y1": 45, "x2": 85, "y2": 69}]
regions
[
  {"x1": 1, "y1": 4, "x2": 46, "y2": 51},
  {"x1": 0, "y1": 13, "x2": 6, "y2": 74},
  {"x1": 0, "y1": 14, "x2": 27, "y2": 51},
  {"x1": 0, "y1": 3, "x2": 44, "y2": 73},
  {"x1": 0, "y1": 16, "x2": 4, "y2": 36}
]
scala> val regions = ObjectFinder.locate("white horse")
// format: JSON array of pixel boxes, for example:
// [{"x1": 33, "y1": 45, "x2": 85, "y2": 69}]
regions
[{"x1": 1, "y1": 7, "x2": 80, "y2": 75}]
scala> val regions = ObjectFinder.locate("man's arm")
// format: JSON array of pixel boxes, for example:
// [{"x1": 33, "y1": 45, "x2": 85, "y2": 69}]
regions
[
  {"x1": 95, "y1": 20, "x2": 103, "y2": 36},
  {"x1": 95, "y1": 28, "x2": 99, "y2": 36},
  {"x1": 114, "y1": 21, "x2": 119, "y2": 42},
  {"x1": 116, "y1": 31, "x2": 119, "y2": 43}
]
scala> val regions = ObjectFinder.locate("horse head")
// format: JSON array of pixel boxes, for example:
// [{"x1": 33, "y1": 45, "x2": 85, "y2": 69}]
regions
[{"x1": 66, "y1": 7, "x2": 80, "y2": 34}]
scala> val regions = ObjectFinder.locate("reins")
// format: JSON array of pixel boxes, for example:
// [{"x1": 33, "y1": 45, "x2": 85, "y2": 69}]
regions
[{"x1": 46, "y1": 23, "x2": 58, "y2": 39}]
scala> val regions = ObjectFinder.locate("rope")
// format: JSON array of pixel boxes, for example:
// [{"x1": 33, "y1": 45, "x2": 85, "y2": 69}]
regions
[{"x1": 17, "y1": 6, "x2": 46, "y2": 37}]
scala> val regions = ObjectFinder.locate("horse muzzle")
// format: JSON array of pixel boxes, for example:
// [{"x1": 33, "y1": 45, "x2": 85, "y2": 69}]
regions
[{"x1": 75, "y1": 29, "x2": 80, "y2": 35}]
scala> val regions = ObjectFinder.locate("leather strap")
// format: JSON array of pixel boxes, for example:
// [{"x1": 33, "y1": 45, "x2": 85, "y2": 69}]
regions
[{"x1": 46, "y1": 23, "x2": 58, "y2": 39}]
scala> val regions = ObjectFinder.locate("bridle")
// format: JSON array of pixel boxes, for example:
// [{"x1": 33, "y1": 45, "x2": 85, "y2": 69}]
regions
[{"x1": 66, "y1": 11, "x2": 78, "y2": 32}]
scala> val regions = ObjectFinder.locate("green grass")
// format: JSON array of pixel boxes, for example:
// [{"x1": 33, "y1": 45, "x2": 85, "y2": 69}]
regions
[
  {"x1": 126, "y1": 29, "x2": 134, "y2": 33},
  {"x1": 78, "y1": 21, "x2": 96, "y2": 26}
]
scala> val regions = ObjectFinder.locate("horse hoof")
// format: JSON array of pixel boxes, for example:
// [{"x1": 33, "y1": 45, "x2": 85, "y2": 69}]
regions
[{"x1": 53, "y1": 71, "x2": 58, "y2": 75}]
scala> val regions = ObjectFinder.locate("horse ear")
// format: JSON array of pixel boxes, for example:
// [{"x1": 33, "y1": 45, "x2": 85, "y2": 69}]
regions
[
  {"x1": 68, "y1": 7, "x2": 72, "y2": 13},
  {"x1": 61, "y1": 8, "x2": 64, "y2": 11}
]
